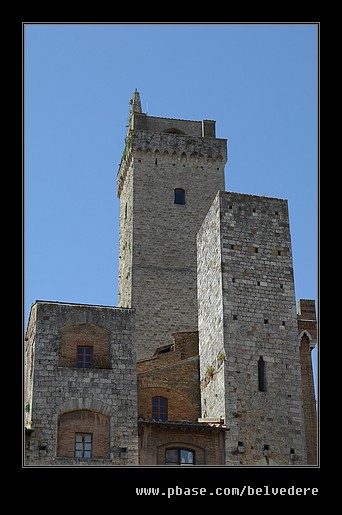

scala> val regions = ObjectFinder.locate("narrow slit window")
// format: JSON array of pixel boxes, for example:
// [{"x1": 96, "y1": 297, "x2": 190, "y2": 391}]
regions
[
  {"x1": 174, "y1": 188, "x2": 185, "y2": 205},
  {"x1": 258, "y1": 356, "x2": 267, "y2": 392}
]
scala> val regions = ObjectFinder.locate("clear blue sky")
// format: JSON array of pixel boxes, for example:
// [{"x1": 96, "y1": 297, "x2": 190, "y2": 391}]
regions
[{"x1": 24, "y1": 23, "x2": 318, "y2": 389}]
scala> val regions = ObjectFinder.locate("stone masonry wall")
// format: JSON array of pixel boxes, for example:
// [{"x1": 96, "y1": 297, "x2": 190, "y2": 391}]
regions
[
  {"x1": 117, "y1": 125, "x2": 226, "y2": 360},
  {"x1": 197, "y1": 193, "x2": 225, "y2": 420},
  {"x1": 24, "y1": 301, "x2": 138, "y2": 466},
  {"x1": 117, "y1": 157, "x2": 133, "y2": 309},
  {"x1": 197, "y1": 192, "x2": 307, "y2": 465}
]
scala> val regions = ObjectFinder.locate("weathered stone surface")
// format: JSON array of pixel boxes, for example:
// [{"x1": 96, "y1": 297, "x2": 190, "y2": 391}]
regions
[
  {"x1": 117, "y1": 112, "x2": 227, "y2": 360},
  {"x1": 197, "y1": 191, "x2": 307, "y2": 465},
  {"x1": 25, "y1": 301, "x2": 138, "y2": 466}
]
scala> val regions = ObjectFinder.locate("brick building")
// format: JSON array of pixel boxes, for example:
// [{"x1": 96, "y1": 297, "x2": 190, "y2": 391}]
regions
[{"x1": 24, "y1": 90, "x2": 318, "y2": 466}]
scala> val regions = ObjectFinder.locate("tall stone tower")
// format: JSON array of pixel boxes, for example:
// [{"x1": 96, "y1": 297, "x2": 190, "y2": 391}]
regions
[
  {"x1": 197, "y1": 192, "x2": 308, "y2": 465},
  {"x1": 117, "y1": 90, "x2": 227, "y2": 360}
]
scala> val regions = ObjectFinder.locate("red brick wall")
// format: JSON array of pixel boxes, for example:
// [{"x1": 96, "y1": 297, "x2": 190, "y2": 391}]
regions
[
  {"x1": 297, "y1": 299, "x2": 317, "y2": 464},
  {"x1": 57, "y1": 410, "x2": 109, "y2": 459},
  {"x1": 299, "y1": 335, "x2": 317, "y2": 464},
  {"x1": 139, "y1": 424, "x2": 225, "y2": 465},
  {"x1": 138, "y1": 357, "x2": 200, "y2": 420},
  {"x1": 137, "y1": 331, "x2": 201, "y2": 421},
  {"x1": 58, "y1": 323, "x2": 110, "y2": 367},
  {"x1": 138, "y1": 383, "x2": 199, "y2": 420}
]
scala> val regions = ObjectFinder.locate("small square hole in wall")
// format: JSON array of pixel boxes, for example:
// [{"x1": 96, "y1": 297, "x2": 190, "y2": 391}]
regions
[
  {"x1": 282, "y1": 321, "x2": 286, "y2": 326},
  {"x1": 264, "y1": 444, "x2": 270, "y2": 451},
  {"x1": 264, "y1": 319, "x2": 269, "y2": 325},
  {"x1": 232, "y1": 277, "x2": 235, "y2": 283},
  {"x1": 254, "y1": 247, "x2": 258, "y2": 253},
  {"x1": 280, "y1": 284, "x2": 283, "y2": 289},
  {"x1": 229, "y1": 205, "x2": 233, "y2": 209},
  {"x1": 257, "y1": 281, "x2": 260, "y2": 286},
  {"x1": 233, "y1": 314, "x2": 238, "y2": 320},
  {"x1": 231, "y1": 244, "x2": 234, "y2": 249}
]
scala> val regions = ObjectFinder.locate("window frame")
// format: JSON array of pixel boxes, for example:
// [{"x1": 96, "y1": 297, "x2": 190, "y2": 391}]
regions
[
  {"x1": 165, "y1": 448, "x2": 195, "y2": 465},
  {"x1": 74, "y1": 432, "x2": 93, "y2": 459},
  {"x1": 152, "y1": 395, "x2": 168, "y2": 421},
  {"x1": 76, "y1": 345, "x2": 94, "y2": 369}
]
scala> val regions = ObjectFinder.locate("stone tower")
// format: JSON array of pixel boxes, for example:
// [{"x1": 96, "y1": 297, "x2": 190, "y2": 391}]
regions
[
  {"x1": 197, "y1": 192, "x2": 308, "y2": 465},
  {"x1": 117, "y1": 90, "x2": 227, "y2": 360},
  {"x1": 24, "y1": 301, "x2": 138, "y2": 465}
]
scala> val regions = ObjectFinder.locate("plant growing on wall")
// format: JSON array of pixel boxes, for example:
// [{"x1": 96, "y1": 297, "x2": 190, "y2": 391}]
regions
[
  {"x1": 206, "y1": 365, "x2": 215, "y2": 380},
  {"x1": 217, "y1": 350, "x2": 225, "y2": 368}
]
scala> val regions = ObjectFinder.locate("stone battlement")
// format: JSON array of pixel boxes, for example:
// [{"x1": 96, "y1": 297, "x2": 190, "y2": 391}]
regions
[{"x1": 117, "y1": 130, "x2": 227, "y2": 197}]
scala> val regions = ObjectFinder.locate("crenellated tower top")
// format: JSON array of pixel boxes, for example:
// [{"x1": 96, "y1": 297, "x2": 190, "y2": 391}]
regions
[{"x1": 117, "y1": 90, "x2": 227, "y2": 197}]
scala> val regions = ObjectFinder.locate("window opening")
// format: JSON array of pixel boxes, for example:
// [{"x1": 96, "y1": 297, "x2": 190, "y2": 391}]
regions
[
  {"x1": 152, "y1": 396, "x2": 168, "y2": 421},
  {"x1": 75, "y1": 433, "x2": 92, "y2": 458},
  {"x1": 174, "y1": 188, "x2": 185, "y2": 205},
  {"x1": 165, "y1": 449, "x2": 194, "y2": 465},
  {"x1": 258, "y1": 356, "x2": 267, "y2": 392},
  {"x1": 77, "y1": 346, "x2": 93, "y2": 368}
]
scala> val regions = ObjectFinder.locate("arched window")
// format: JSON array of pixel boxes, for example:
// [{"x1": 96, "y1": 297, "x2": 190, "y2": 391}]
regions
[
  {"x1": 174, "y1": 188, "x2": 185, "y2": 205},
  {"x1": 58, "y1": 323, "x2": 110, "y2": 369},
  {"x1": 165, "y1": 449, "x2": 194, "y2": 465},
  {"x1": 258, "y1": 356, "x2": 267, "y2": 392},
  {"x1": 57, "y1": 410, "x2": 109, "y2": 459},
  {"x1": 152, "y1": 396, "x2": 168, "y2": 421}
]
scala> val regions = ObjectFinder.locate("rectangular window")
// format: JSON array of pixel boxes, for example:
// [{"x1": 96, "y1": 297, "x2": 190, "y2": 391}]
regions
[
  {"x1": 77, "y1": 346, "x2": 93, "y2": 368},
  {"x1": 165, "y1": 449, "x2": 194, "y2": 465},
  {"x1": 152, "y1": 396, "x2": 168, "y2": 421},
  {"x1": 174, "y1": 188, "x2": 185, "y2": 205},
  {"x1": 75, "y1": 433, "x2": 92, "y2": 458}
]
